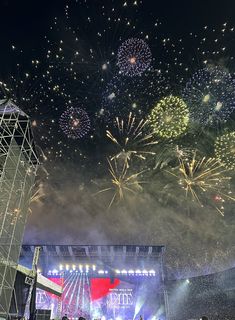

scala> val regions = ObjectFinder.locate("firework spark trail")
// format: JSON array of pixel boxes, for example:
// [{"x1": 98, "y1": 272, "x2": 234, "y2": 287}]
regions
[
  {"x1": 166, "y1": 153, "x2": 235, "y2": 215},
  {"x1": 106, "y1": 112, "x2": 157, "y2": 167},
  {"x1": 30, "y1": 183, "x2": 45, "y2": 205},
  {"x1": 29, "y1": 183, "x2": 45, "y2": 213},
  {"x1": 96, "y1": 158, "x2": 146, "y2": 208},
  {"x1": 153, "y1": 144, "x2": 193, "y2": 169}
]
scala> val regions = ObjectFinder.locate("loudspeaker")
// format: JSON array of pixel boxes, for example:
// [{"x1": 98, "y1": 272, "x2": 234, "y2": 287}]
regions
[
  {"x1": 25, "y1": 276, "x2": 34, "y2": 285},
  {"x1": 35, "y1": 309, "x2": 51, "y2": 320}
]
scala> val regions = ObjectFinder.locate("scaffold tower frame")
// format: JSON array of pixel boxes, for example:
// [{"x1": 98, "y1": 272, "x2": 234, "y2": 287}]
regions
[{"x1": 0, "y1": 99, "x2": 39, "y2": 318}]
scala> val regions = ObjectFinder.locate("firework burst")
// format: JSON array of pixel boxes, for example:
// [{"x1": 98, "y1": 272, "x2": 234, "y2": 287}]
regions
[
  {"x1": 59, "y1": 107, "x2": 90, "y2": 139},
  {"x1": 117, "y1": 38, "x2": 152, "y2": 77},
  {"x1": 153, "y1": 144, "x2": 193, "y2": 169},
  {"x1": 106, "y1": 112, "x2": 157, "y2": 167},
  {"x1": 148, "y1": 95, "x2": 189, "y2": 139},
  {"x1": 182, "y1": 66, "x2": 235, "y2": 126},
  {"x1": 101, "y1": 70, "x2": 167, "y2": 120},
  {"x1": 96, "y1": 159, "x2": 145, "y2": 208},
  {"x1": 215, "y1": 132, "x2": 235, "y2": 170},
  {"x1": 166, "y1": 152, "x2": 235, "y2": 215}
]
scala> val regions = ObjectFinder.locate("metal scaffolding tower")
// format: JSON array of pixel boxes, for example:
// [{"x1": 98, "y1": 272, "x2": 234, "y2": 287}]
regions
[{"x1": 0, "y1": 99, "x2": 39, "y2": 318}]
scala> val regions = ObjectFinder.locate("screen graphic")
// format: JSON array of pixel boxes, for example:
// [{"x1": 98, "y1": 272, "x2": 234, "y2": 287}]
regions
[{"x1": 36, "y1": 274, "x2": 164, "y2": 320}]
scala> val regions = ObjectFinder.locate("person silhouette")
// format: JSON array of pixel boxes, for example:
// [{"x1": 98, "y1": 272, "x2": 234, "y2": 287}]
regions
[{"x1": 62, "y1": 314, "x2": 69, "y2": 320}]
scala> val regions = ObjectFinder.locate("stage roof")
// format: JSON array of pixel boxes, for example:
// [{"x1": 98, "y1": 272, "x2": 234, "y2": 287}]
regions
[
  {"x1": 20, "y1": 245, "x2": 165, "y2": 272},
  {"x1": 21, "y1": 245, "x2": 165, "y2": 258}
]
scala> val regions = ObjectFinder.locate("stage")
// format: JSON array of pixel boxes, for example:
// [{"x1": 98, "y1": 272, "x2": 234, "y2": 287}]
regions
[{"x1": 20, "y1": 245, "x2": 167, "y2": 320}]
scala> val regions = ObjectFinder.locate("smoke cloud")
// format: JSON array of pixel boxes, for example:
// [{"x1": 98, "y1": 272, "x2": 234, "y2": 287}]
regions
[{"x1": 24, "y1": 161, "x2": 235, "y2": 278}]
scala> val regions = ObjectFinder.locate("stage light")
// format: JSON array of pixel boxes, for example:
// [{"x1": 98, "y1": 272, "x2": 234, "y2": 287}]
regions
[
  {"x1": 128, "y1": 269, "x2": 134, "y2": 274},
  {"x1": 115, "y1": 269, "x2": 120, "y2": 274},
  {"x1": 105, "y1": 270, "x2": 108, "y2": 274},
  {"x1": 59, "y1": 264, "x2": 63, "y2": 271},
  {"x1": 135, "y1": 269, "x2": 141, "y2": 274},
  {"x1": 121, "y1": 269, "x2": 127, "y2": 274},
  {"x1": 52, "y1": 269, "x2": 58, "y2": 274},
  {"x1": 66, "y1": 264, "x2": 69, "y2": 271},
  {"x1": 153, "y1": 306, "x2": 164, "y2": 320},
  {"x1": 149, "y1": 269, "x2": 155, "y2": 274},
  {"x1": 92, "y1": 264, "x2": 96, "y2": 271},
  {"x1": 134, "y1": 298, "x2": 145, "y2": 319},
  {"x1": 72, "y1": 264, "x2": 76, "y2": 270},
  {"x1": 142, "y1": 269, "x2": 148, "y2": 274},
  {"x1": 79, "y1": 264, "x2": 83, "y2": 272},
  {"x1": 98, "y1": 270, "x2": 104, "y2": 274},
  {"x1": 186, "y1": 279, "x2": 190, "y2": 284}
]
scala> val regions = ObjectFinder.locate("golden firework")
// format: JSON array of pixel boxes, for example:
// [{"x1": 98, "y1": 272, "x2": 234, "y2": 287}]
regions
[
  {"x1": 215, "y1": 132, "x2": 235, "y2": 170},
  {"x1": 148, "y1": 95, "x2": 189, "y2": 138},
  {"x1": 29, "y1": 183, "x2": 45, "y2": 213},
  {"x1": 106, "y1": 112, "x2": 157, "y2": 167},
  {"x1": 166, "y1": 152, "x2": 235, "y2": 215},
  {"x1": 96, "y1": 159, "x2": 145, "y2": 208}
]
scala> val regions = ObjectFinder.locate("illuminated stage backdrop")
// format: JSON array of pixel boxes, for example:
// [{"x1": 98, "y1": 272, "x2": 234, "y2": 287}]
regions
[
  {"x1": 36, "y1": 273, "x2": 163, "y2": 320},
  {"x1": 21, "y1": 245, "x2": 167, "y2": 320}
]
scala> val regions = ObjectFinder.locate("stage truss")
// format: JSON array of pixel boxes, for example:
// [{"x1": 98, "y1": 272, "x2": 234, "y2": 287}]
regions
[{"x1": 0, "y1": 100, "x2": 39, "y2": 317}]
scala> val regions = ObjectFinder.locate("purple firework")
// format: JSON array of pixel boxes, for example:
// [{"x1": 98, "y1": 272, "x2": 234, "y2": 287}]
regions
[
  {"x1": 59, "y1": 107, "x2": 90, "y2": 139},
  {"x1": 182, "y1": 66, "x2": 235, "y2": 126},
  {"x1": 117, "y1": 38, "x2": 152, "y2": 77}
]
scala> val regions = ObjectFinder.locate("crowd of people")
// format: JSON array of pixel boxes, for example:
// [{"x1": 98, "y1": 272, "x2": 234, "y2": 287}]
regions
[{"x1": 61, "y1": 315, "x2": 209, "y2": 320}]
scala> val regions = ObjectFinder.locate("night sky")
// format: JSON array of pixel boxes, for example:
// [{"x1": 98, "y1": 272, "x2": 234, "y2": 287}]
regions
[{"x1": 1, "y1": 0, "x2": 235, "y2": 278}]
